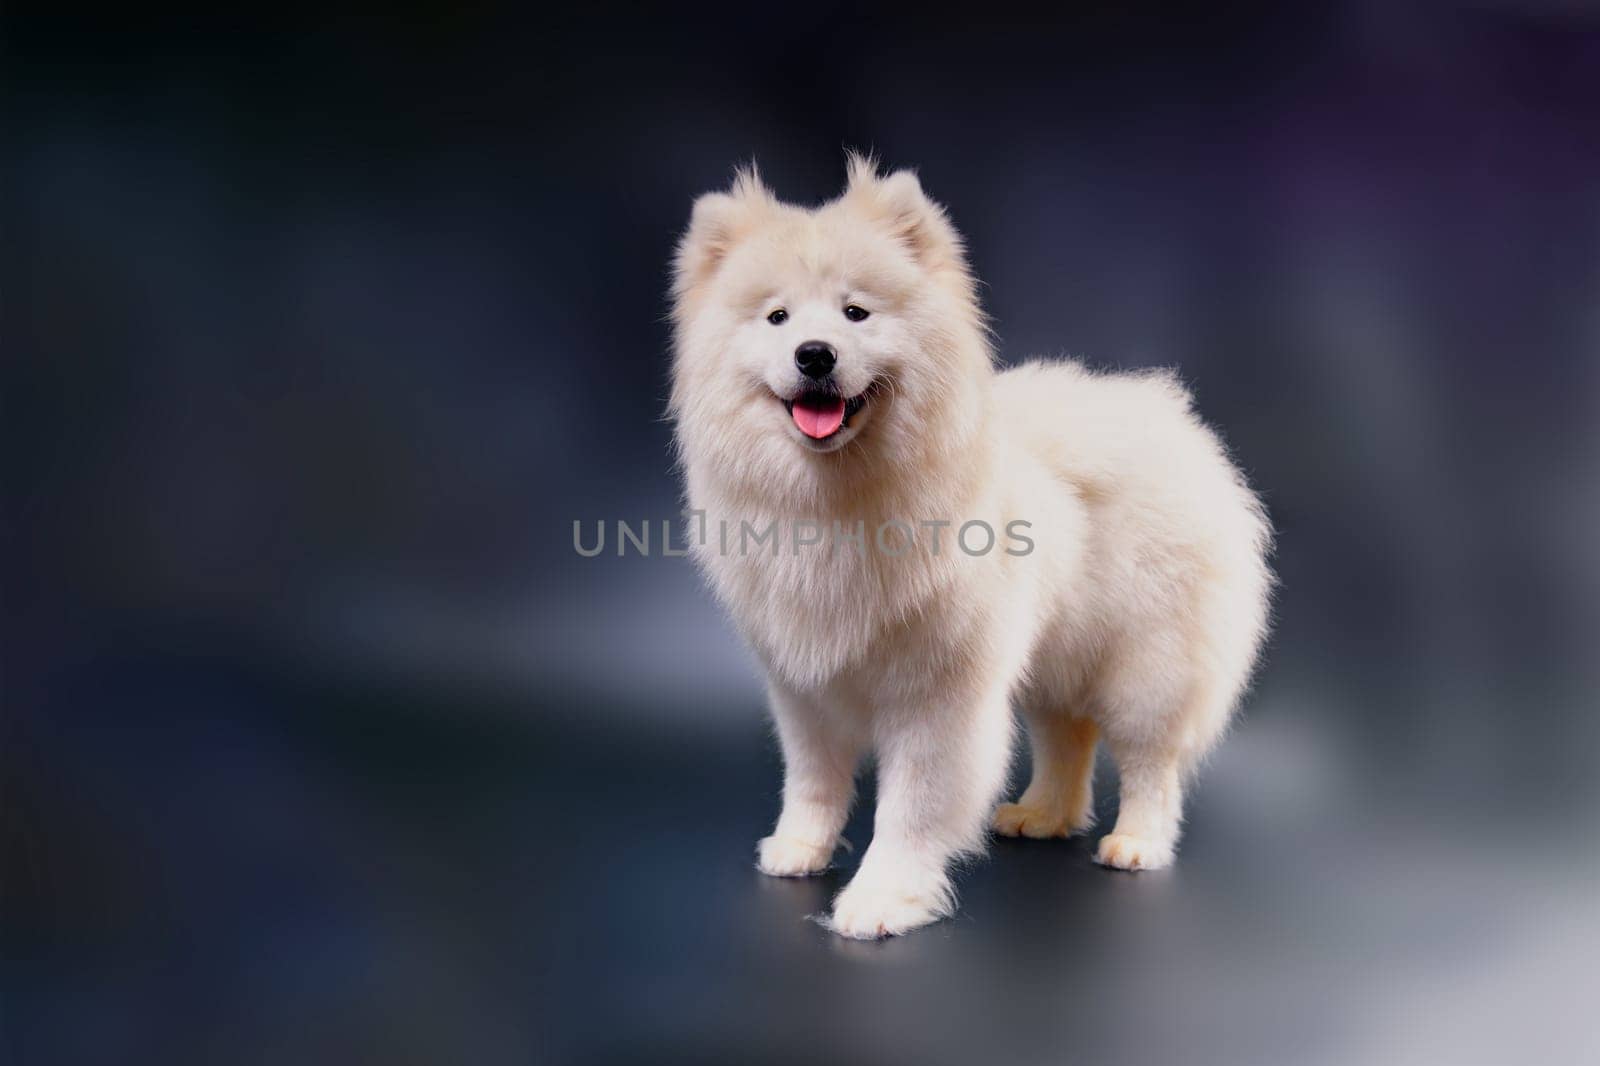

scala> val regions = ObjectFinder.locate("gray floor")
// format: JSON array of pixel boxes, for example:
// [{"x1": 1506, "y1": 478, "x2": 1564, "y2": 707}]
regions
[{"x1": 7, "y1": 653, "x2": 1596, "y2": 1066}]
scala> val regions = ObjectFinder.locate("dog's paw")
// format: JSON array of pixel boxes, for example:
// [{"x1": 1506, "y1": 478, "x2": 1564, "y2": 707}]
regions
[
  {"x1": 756, "y1": 835, "x2": 834, "y2": 877},
  {"x1": 993, "y1": 801, "x2": 1093, "y2": 839},
  {"x1": 1095, "y1": 832, "x2": 1175, "y2": 871},
  {"x1": 828, "y1": 873, "x2": 950, "y2": 939}
]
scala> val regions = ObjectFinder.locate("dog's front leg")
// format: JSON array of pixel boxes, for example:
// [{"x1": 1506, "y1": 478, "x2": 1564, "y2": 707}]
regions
[
  {"x1": 829, "y1": 682, "x2": 1013, "y2": 938},
  {"x1": 756, "y1": 683, "x2": 865, "y2": 877}
]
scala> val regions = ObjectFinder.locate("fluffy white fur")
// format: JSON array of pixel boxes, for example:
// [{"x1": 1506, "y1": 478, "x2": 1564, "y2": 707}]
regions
[{"x1": 670, "y1": 155, "x2": 1272, "y2": 938}]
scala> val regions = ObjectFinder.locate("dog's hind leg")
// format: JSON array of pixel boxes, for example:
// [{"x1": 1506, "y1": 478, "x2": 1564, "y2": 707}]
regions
[
  {"x1": 1093, "y1": 660, "x2": 1234, "y2": 871},
  {"x1": 993, "y1": 704, "x2": 1098, "y2": 839},
  {"x1": 1094, "y1": 736, "x2": 1186, "y2": 871}
]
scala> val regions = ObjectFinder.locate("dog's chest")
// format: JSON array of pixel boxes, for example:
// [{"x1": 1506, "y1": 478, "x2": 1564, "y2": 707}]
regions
[{"x1": 697, "y1": 528, "x2": 945, "y2": 690}]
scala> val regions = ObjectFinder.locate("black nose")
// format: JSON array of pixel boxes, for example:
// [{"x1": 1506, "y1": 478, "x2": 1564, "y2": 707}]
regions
[{"x1": 795, "y1": 341, "x2": 837, "y2": 379}]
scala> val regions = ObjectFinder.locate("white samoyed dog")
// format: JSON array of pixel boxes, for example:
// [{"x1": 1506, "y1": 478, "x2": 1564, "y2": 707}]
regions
[{"x1": 669, "y1": 155, "x2": 1272, "y2": 938}]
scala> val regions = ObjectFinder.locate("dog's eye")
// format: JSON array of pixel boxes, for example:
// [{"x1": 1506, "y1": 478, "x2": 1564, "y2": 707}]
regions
[
  {"x1": 766, "y1": 308, "x2": 788, "y2": 325},
  {"x1": 843, "y1": 304, "x2": 870, "y2": 322}
]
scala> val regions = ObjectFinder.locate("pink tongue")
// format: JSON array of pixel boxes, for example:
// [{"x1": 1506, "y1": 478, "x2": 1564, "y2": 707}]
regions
[{"x1": 792, "y1": 394, "x2": 847, "y2": 439}]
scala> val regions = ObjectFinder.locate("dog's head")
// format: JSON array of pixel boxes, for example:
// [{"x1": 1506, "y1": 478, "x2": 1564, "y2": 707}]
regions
[{"x1": 670, "y1": 155, "x2": 991, "y2": 501}]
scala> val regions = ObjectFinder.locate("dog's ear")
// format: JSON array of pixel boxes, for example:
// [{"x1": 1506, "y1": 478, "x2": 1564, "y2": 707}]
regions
[
  {"x1": 674, "y1": 165, "x2": 772, "y2": 304},
  {"x1": 843, "y1": 152, "x2": 967, "y2": 276}
]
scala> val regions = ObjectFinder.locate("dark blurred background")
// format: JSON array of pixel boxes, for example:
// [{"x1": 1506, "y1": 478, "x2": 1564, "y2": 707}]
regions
[{"x1": 5, "y1": 4, "x2": 1599, "y2": 1064}]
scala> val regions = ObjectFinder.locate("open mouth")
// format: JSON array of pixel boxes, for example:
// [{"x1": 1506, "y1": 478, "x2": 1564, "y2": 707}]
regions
[{"x1": 782, "y1": 387, "x2": 870, "y2": 441}]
